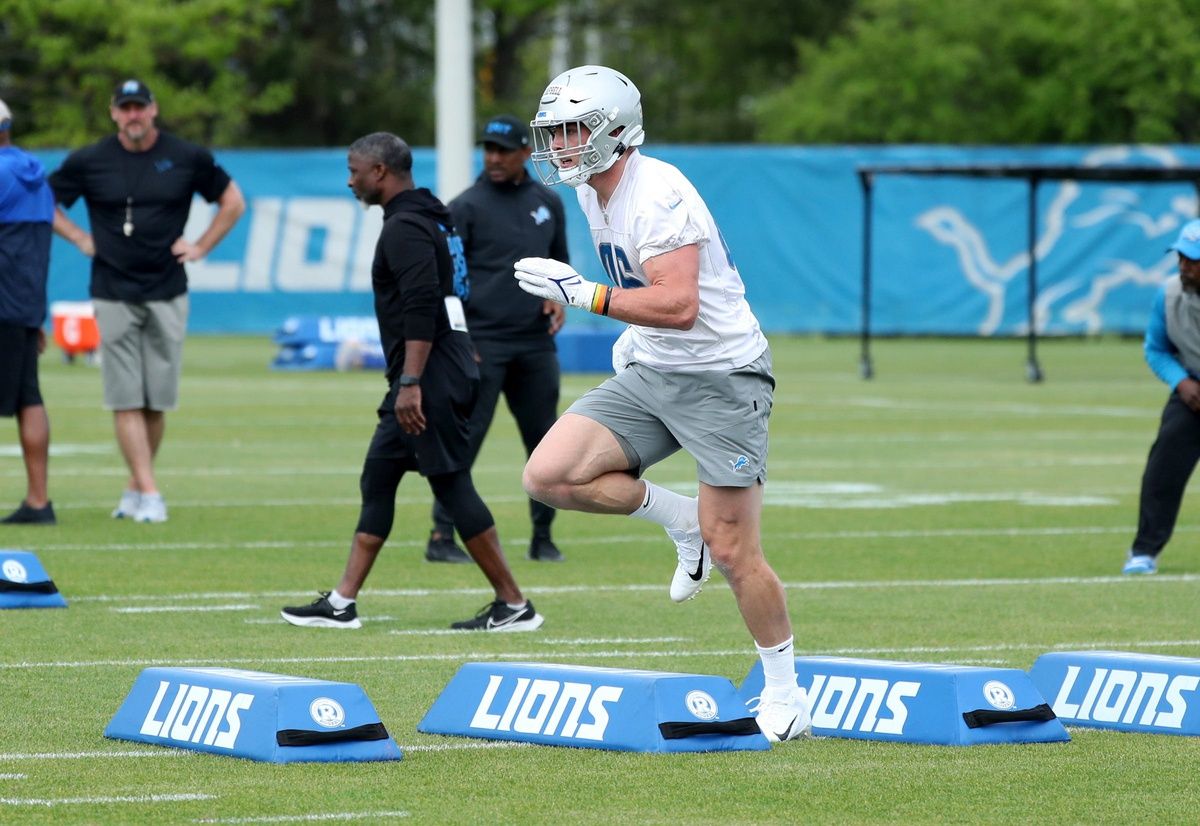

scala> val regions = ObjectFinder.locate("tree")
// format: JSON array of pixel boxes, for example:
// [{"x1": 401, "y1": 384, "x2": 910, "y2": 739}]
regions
[
  {"x1": 0, "y1": 0, "x2": 294, "y2": 147},
  {"x1": 754, "y1": 0, "x2": 1200, "y2": 144}
]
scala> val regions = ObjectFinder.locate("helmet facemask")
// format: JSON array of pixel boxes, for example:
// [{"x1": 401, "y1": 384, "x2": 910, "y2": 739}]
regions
[{"x1": 529, "y1": 65, "x2": 645, "y2": 188}]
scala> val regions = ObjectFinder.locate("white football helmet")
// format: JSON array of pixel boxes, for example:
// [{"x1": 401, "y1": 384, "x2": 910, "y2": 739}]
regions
[{"x1": 530, "y1": 65, "x2": 645, "y2": 188}]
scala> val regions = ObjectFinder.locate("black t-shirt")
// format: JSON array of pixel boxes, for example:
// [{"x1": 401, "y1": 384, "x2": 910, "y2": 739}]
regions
[
  {"x1": 373, "y1": 188, "x2": 466, "y2": 383},
  {"x1": 449, "y1": 170, "x2": 569, "y2": 341},
  {"x1": 49, "y1": 132, "x2": 232, "y2": 301}
]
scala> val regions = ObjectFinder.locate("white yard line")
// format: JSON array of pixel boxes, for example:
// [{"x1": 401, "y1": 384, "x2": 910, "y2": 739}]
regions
[
  {"x1": 59, "y1": 571, "x2": 1200, "y2": 607},
  {"x1": 194, "y1": 813, "x2": 408, "y2": 824},
  {"x1": 113, "y1": 605, "x2": 259, "y2": 614},
  {"x1": 2, "y1": 638, "x2": 1197, "y2": 673},
  {"x1": 0, "y1": 792, "x2": 214, "y2": 807},
  {"x1": 32, "y1": 523, "x2": 1200, "y2": 555}
]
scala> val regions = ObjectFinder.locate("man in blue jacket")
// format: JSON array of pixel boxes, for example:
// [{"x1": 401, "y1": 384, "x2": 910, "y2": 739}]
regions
[
  {"x1": 0, "y1": 98, "x2": 56, "y2": 525},
  {"x1": 1123, "y1": 218, "x2": 1200, "y2": 574}
]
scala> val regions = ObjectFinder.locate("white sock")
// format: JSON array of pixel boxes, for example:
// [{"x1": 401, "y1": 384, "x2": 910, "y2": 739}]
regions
[
  {"x1": 327, "y1": 589, "x2": 355, "y2": 609},
  {"x1": 756, "y1": 636, "x2": 797, "y2": 691},
  {"x1": 505, "y1": 601, "x2": 527, "y2": 611},
  {"x1": 630, "y1": 481, "x2": 697, "y2": 531}
]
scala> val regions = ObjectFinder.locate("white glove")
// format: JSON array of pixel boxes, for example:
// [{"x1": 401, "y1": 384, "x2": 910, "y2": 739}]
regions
[{"x1": 514, "y1": 257, "x2": 611, "y2": 315}]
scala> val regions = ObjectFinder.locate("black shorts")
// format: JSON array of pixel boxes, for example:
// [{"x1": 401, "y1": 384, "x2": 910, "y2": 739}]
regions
[
  {"x1": 0, "y1": 324, "x2": 43, "y2": 417},
  {"x1": 365, "y1": 332, "x2": 479, "y2": 477}
]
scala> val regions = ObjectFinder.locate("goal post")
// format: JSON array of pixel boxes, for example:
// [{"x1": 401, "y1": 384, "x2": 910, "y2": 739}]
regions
[{"x1": 857, "y1": 164, "x2": 1200, "y2": 382}]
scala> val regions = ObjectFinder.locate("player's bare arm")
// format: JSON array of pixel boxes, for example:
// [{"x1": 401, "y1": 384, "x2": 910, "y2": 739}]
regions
[{"x1": 514, "y1": 243, "x2": 700, "y2": 330}]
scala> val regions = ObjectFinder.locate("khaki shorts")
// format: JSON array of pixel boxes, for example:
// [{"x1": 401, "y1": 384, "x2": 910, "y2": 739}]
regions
[
  {"x1": 566, "y1": 348, "x2": 775, "y2": 487},
  {"x1": 94, "y1": 294, "x2": 189, "y2": 411}
]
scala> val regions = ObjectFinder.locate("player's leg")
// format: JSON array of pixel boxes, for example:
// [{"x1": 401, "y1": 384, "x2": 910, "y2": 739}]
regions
[
  {"x1": 130, "y1": 295, "x2": 186, "y2": 523},
  {"x1": 0, "y1": 325, "x2": 53, "y2": 524},
  {"x1": 1127, "y1": 393, "x2": 1200, "y2": 573},
  {"x1": 523, "y1": 412, "x2": 645, "y2": 513},
  {"x1": 429, "y1": 340, "x2": 507, "y2": 560},
  {"x1": 282, "y1": 389, "x2": 408, "y2": 629},
  {"x1": 504, "y1": 346, "x2": 563, "y2": 559},
  {"x1": 95, "y1": 300, "x2": 155, "y2": 513},
  {"x1": 698, "y1": 480, "x2": 809, "y2": 741}
]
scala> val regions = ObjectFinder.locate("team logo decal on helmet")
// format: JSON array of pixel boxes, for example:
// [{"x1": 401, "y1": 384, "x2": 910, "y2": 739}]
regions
[{"x1": 530, "y1": 65, "x2": 645, "y2": 188}]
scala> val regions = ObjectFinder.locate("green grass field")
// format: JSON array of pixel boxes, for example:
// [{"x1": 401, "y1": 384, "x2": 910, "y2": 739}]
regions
[{"x1": 1, "y1": 334, "x2": 1197, "y2": 825}]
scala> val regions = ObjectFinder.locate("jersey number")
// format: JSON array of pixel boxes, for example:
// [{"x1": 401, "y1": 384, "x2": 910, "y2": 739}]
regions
[{"x1": 598, "y1": 243, "x2": 640, "y2": 288}]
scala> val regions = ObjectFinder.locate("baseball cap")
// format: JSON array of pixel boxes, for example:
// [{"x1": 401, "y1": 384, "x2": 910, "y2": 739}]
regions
[
  {"x1": 478, "y1": 114, "x2": 529, "y2": 150},
  {"x1": 0, "y1": 98, "x2": 11, "y2": 131},
  {"x1": 112, "y1": 79, "x2": 153, "y2": 106},
  {"x1": 1168, "y1": 218, "x2": 1200, "y2": 260}
]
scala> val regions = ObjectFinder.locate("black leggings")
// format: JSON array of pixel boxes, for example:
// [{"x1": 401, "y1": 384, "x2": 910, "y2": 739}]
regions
[{"x1": 1132, "y1": 392, "x2": 1200, "y2": 555}]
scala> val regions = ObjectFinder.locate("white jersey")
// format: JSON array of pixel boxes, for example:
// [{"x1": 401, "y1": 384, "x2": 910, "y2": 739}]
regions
[{"x1": 577, "y1": 151, "x2": 768, "y2": 373}]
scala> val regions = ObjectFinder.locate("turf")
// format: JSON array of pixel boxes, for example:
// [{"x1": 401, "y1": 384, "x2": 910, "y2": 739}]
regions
[{"x1": 1, "y1": 334, "x2": 1197, "y2": 824}]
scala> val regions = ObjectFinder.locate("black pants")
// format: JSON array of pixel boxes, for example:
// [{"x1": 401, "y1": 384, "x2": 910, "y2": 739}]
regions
[
  {"x1": 1132, "y1": 392, "x2": 1200, "y2": 556},
  {"x1": 433, "y1": 337, "x2": 560, "y2": 539}
]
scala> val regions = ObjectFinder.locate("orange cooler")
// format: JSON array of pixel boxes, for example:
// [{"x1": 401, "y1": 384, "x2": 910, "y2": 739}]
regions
[{"x1": 50, "y1": 301, "x2": 100, "y2": 357}]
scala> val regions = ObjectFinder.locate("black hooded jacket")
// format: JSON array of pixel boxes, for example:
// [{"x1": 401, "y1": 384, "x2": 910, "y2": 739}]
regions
[{"x1": 372, "y1": 187, "x2": 469, "y2": 382}]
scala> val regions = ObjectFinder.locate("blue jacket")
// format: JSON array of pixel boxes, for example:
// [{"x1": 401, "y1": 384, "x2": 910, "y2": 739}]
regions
[{"x1": 0, "y1": 145, "x2": 54, "y2": 326}]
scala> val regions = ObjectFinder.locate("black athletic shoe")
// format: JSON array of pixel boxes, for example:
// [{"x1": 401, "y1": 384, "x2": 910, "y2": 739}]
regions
[
  {"x1": 280, "y1": 591, "x2": 362, "y2": 629},
  {"x1": 1, "y1": 501, "x2": 56, "y2": 526},
  {"x1": 425, "y1": 532, "x2": 471, "y2": 564},
  {"x1": 450, "y1": 599, "x2": 544, "y2": 632},
  {"x1": 528, "y1": 536, "x2": 564, "y2": 562}
]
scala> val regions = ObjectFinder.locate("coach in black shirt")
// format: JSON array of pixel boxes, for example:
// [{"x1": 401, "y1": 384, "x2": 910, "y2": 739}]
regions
[
  {"x1": 50, "y1": 79, "x2": 244, "y2": 524},
  {"x1": 426, "y1": 114, "x2": 572, "y2": 564},
  {"x1": 281, "y1": 132, "x2": 543, "y2": 632}
]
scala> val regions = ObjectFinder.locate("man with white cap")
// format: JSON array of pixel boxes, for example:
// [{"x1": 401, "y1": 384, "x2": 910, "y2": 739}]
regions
[
  {"x1": 0, "y1": 97, "x2": 56, "y2": 525},
  {"x1": 1123, "y1": 218, "x2": 1200, "y2": 575}
]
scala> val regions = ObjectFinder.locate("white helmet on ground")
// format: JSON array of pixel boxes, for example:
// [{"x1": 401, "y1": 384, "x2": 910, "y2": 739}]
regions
[{"x1": 530, "y1": 65, "x2": 645, "y2": 188}]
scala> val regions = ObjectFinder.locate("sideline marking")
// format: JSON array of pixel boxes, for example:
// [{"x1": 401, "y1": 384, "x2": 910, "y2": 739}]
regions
[
  {"x1": 0, "y1": 792, "x2": 213, "y2": 807},
  {"x1": 195, "y1": 812, "x2": 409, "y2": 824},
  {"x1": 61, "y1": 571, "x2": 1200, "y2": 607},
  {"x1": 37, "y1": 523, "x2": 1200, "y2": 556},
  {"x1": 113, "y1": 604, "x2": 258, "y2": 614},
  {"x1": 3, "y1": 639, "x2": 1197, "y2": 672}
]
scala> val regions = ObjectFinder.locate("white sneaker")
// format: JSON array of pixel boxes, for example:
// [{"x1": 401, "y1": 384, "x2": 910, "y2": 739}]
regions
[
  {"x1": 134, "y1": 493, "x2": 168, "y2": 523},
  {"x1": 667, "y1": 523, "x2": 712, "y2": 602},
  {"x1": 755, "y1": 685, "x2": 813, "y2": 743},
  {"x1": 112, "y1": 490, "x2": 141, "y2": 519}
]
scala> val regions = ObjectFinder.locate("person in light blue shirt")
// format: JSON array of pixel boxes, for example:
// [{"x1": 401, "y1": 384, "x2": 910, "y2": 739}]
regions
[{"x1": 1123, "y1": 218, "x2": 1200, "y2": 574}]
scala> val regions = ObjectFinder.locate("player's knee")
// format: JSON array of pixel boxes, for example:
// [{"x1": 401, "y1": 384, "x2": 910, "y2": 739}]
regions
[
  {"x1": 521, "y1": 459, "x2": 557, "y2": 505},
  {"x1": 357, "y1": 458, "x2": 402, "y2": 540}
]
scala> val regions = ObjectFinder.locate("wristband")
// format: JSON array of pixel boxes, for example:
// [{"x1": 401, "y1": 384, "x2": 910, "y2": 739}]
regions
[
  {"x1": 590, "y1": 284, "x2": 612, "y2": 315},
  {"x1": 398, "y1": 374, "x2": 421, "y2": 387}
]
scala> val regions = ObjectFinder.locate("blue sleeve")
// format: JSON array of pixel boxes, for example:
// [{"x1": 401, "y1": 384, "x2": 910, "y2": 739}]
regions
[{"x1": 1144, "y1": 288, "x2": 1188, "y2": 390}]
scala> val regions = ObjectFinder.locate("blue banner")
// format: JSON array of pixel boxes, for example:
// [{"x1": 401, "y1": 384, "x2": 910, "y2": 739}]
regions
[{"x1": 32, "y1": 144, "x2": 1200, "y2": 334}]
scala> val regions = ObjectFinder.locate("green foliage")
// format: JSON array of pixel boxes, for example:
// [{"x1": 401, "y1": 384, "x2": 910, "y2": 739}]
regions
[
  {"x1": 0, "y1": 0, "x2": 295, "y2": 146},
  {"x1": 755, "y1": 0, "x2": 1200, "y2": 143}
]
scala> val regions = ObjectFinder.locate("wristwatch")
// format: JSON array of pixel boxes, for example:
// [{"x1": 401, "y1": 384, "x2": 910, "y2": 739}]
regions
[{"x1": 398, "y1": 374, "x2": 421, "y2": 387}]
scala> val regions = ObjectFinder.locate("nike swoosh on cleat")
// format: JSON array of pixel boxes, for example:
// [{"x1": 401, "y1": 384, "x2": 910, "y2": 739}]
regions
[
  {"x1": 486, "y1": 611, "x2": 527, "y2": 629},
  {"x1": 687, "y1": 544, "x2": 707, "y2": 581},
  {"x1": 771, "y1": 716, "x2": 799, "y2": 741}
]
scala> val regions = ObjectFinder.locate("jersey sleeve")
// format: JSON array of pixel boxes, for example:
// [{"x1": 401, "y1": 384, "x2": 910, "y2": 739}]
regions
[
  {"x1": 631, "y1": 183, "x2": 708, "y2": 264},
  {"x1": 382, "y1": 216, "x2": 440, "y2": 342},
  {"x1": 1144, "y1": 287, "x2": 1189, "y2": 389},
  {"x1": 190, "y1": 145, "x2": 233, "y2": 203},
  {"x1": 48, "y1": 148, "x2": 87, "y2": 208}
]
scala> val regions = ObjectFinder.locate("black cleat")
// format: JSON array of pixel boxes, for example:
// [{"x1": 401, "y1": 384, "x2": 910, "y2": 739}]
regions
[
  {"x1": 450, "y1": 599, "x2": 544, "y2": 632},
  {"x1": 425, "y1": 532, "x2": 471, "y2": 564},
  {"x1": 1, "y1": 501, "x2": 56, "y2": 526},
  {"x1": 528, "y1": 536, "x2": 564, "y2": 562},
  {"x1": 280, "y1": 591, "x2": 362, "y2": 629}
]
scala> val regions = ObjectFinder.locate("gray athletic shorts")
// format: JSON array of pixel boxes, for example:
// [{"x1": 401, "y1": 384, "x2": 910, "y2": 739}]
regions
[
  {"x1": 94, "y1": 294, "x2": 189, "y2": 411},
  {"x1": 566, "y1": 348, "x2": 775, "y2": 487}
]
